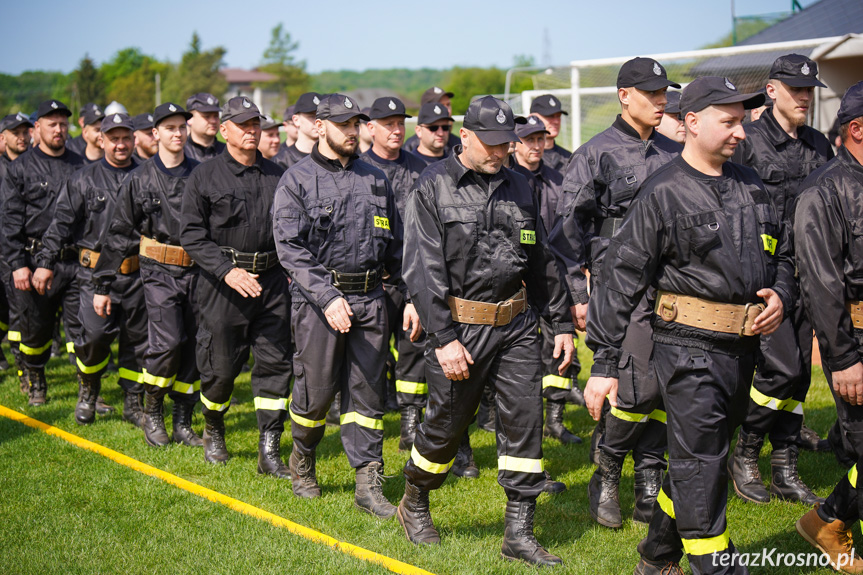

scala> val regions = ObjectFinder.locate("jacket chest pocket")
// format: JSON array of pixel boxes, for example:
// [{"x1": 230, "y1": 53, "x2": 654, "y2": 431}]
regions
[
  {"x1": 86, "y1": 190, "x2": 108, "y2": 214},
  {"x1": 754, "y1": 203, "x2": 780, "y2": 256},
  {"x1": 440, "y1": 206, "x2": 478, "y2": 260},
  {"x1": 209, "y1": 190, "x2": 248, "y2": 228},
  {"x1": 141, "y1": 192, "x2": 162, "y2": 215},
  {"x1": 367, "y1": 196, "x2": 393, "y2": 240},
  {"x1": 679, "y1": 212, "x2": 722, "y2": 261},
  {"x1": 307, "y1": 199, "x2": 345, "y2": 257},
  {"x1": 849, "y1": 219, "x2": 863, "y2": 273},
  {"x1": 606, "y1": 168, "x2": 639, "y2": 207},
  {"x1": 24, "y1": 177, "x2": 52, "y2": 204}
]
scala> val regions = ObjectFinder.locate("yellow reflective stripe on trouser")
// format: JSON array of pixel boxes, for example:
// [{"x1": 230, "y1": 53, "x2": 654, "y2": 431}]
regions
[
  {"x1": 389, "y1": 334, "x2": 399, "y2": 362},
  {"x1": 648, "y1": 409, "x2": 667, "y2": 424},
  {"x1": 19, "y1": 340, "x2": 53, "y2": 356},
  {"x1": 173, "y1": 379, "x2": 200, "y2": 394},
  {"x1": 118, "y1": 368, "x2": 145, "y2": 384},
  {"x1": 289, "y1": 407, "x2": 325, "y2": 428},
  {"x1": 8, "y1": 330, "x2": 21, "y2": 343},
  {"x1": 143, "y1": 370, "x2": 175, "y2": 388},
  {"x1": 849, "y1": 464, "x2": 858, "y2": 488},
  {"x1": 610, "y1": 406, "x2": 649, "y2": 423},
  {"x1": 0, "y1": 320, "x2": 8, "y2": 332},
  {"x1": 396, "y1": 380, "x2": 428, "y2": 395},
  {"x1": 76, "y1": 355, "x2": 110, "y2": 374},
  {"x1": 201, "y1": 394, "x2": 231, "y2": 412},
  {"x1": 66, "y1": 341, "x2": 75, "y2": 354},
  {"x1": 410, "y1": 445, "x2": 454, "y2": 474},
  {"x1": 340, "y1": 411, "x2": 383, "y2": 430},
  {"x1": 750, "y1": 386, "x2": 803, "y2": 415},
  {"x1": 682, "y1": 531, "x2": 731, "y2": 556},
  {"x1": 542, "y1": 374, "x2": 573, "y2": 390},
  {"x1": 498, "y1": 455, "x2": 544, "y2": 474},
  {"x1": 657, "y1": 488, "x2": 675, "y2": 519},
  {"x1": 254, "y1": 397, "x2": 288, "y2": 411}
]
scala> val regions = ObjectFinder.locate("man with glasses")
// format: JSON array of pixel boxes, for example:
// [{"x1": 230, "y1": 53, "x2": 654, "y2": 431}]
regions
[{"x1": 413, "y1": 103, "x2": 453, "y2": 166}]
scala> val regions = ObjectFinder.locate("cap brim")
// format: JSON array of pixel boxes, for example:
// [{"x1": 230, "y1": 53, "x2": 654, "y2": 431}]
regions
[
  {"x1": 665, "y1": 105, "x2": 680, "y2": 115},
  {"x1": 5, "y1": 119, "x2": 33, "y2": 130},
  {"x1": 155, "y1": 111, "x2": 193, "y2": 126},
  {"x1": 39, "y1": 109, "x2": 72, "y2": 119},
  {"x1": 516, "y1": 126, "x2": 550, "y2": 138},
  {"x1": 632, "y1": 78, "x2": 682, "y2": 91},
  {"x1": 191, "y1": 105, "x2": 221, "y2": 113},
  {"x1": 474, "y1": 130, "x2": 521, "y2": 146},
  {"x1": 715, "y1": 92, "x2": 765, "y2": 110},
  {"x1": 531, "y1": 107, "x2": 569, "y2": 116},
  {"x1": 325, "y1": 112, "x2": 371, "y2": 123},
  {"x1": 369, "y1": 113, "x2": 412, "y2": 120},
  {"x1": 777, "y1": 77, "x2": 827, "y2": 88},
  {"x1": 223, "y1": 111, "x2": 263, "y2": 124},
  {"x1": 103, "y1": 124, "x2": 134, "y2": 133}
]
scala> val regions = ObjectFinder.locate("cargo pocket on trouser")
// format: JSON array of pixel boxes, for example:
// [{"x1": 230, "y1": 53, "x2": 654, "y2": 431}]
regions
[{"x1": 668, "y1": 458, "x2": 711, "y2": 534}]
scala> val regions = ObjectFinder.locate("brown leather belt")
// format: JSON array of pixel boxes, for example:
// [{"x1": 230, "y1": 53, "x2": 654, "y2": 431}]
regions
[
  {"x1": 79, "y1": 248, "x2": 140, "y2": 274},
  {"x1": 846, "y1": 300, "x2": 863, "y2": 329},
  {"x1": 447, "y1": 288, "x2": 527, "y2": 327},
  {"x1": 140, "y1": 236, "x2": 194, "y2": 267},
  {"x1": 654, "y1": 291, "x2": 764, "y2": 337}
]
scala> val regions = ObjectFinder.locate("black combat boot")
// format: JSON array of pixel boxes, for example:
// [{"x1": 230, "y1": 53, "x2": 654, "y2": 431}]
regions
[
  {"x1": 633, "y1": 469, "x2": 663, "y2": 523},
  {"x1": 633, "y1": 557, "x2": 685, "y2": 575},
  {"x1": 567, "y1": 385, "x2": 586, "y2": 407},
  {"x1": 544, "y1": 400, "x2": 582, "y2": 444},
  {"x1": 355, "y1": 462, "x2": 397, "y2": 518},
  {"x1": 172, "y1": 398, "x2": 203, "y2": 446},
  {"x1": 399, "y1": 406, "x2": 421, "y2": 452},
  {"x1": 589, "y1": 451, "x2": 623, "y2": 528},
  {"x1": 397, "y1": 480, "x2": 440, "y2": 545},
  {"x1": 257, "y1": 430, "x2": 290, "y2": 479},
  {"x1": 451, "y1": 431, "x2": 479, "y2": 478},
  {"x1": 13, "y1": 352, "x2": 28, "y2": 395},
  {"x1": 142, "y1": 389, "x2": 171, "y2": 448},
  {"x1": 728, "y1": 430, "x2": 770, "y2": 503},
  {"x1": 501, "y1": 499, "x2": 563, "y2": 566},
  {"x1": 289, "y1": 444, "x2": 321, "y2": 498},
  {"x1": 798, "y1": 422, "x2": 830, "y2": 452},
  {"x1": 26, "y1": 367, "x2": 47, "y2": 407},
  {"x1": 122, "y1": 390, "x2": 145, "y2": 428},
  {"x1": 202, "y1": 410, "x2": 230, "y2": 464},
  {"x1": 542, "y1": 470, "x2": 566, "y2": 495},
  {"x1": 770, "y1": 445, "x2": 825, "y2": 505},
  {"x1": 74, "y1": 373, "x2": 101, "y2": 425},
  {"x1": 477, "y1": 385, "x2": 497, "y2": 433}
]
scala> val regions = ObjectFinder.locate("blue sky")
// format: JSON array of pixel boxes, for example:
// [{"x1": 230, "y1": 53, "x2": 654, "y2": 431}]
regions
[{"x1": 0, "y1": 0, "x2": 815, "y2": 75}]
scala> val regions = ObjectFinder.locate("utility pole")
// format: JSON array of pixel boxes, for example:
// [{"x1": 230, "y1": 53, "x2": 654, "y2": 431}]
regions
[
  {"x1": 542, "y1": 28, "x2": 552, "y2": 67},
  {"x1": 155, "y1": 72, "x2": 161, "y2": 107},
  {"x1": 731, "y1": 0, "x2": 737, "y2": 45}
]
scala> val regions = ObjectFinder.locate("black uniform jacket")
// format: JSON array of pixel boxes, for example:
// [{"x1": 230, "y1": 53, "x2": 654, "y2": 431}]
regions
[
  {"x1": 404, "y1": 132, "x2": 460, "y2": 155},
  {"x1": 360, "y1": 148, "x2": 427, "y2": 218},
  {"x1": 183, "y1": 139, "x2": 226, "y2": 164},
  {"x1": 548, "y1": 116, "x2": 681, "y2": 304},
  {"x1": 272, "y1": 143, "x2": 308, "y2": 171},
  {"x1": 543, "y1": 141, "x2": 571, "y2": 173},
  {"x1": 588, "y1": 156, "x2": 796, "y2": 379},
  {"x1": 1, "y1": 146, "x2": 84, "y2": 271},
  {"x1": 403, "y1": 146, "x2": 574, "y2": 349},
  {"x1": 273, "y1": 144, "x2": 405, "y2": 311},
  {"x1": 93, "y1": 154, "x2": 200, "y2": 294},
  {"x1": 512, "y1": 158, "x2": 564, "y2": 234},
  {"x1": 37, "y1": 157, "x2": 137, "y2": 270},
  {"x1": 180, "y1": 150, "x2": 284, "y2": 282},
  {"x1": 794, "y1": 146, "x2": 863, "y2": 373}
]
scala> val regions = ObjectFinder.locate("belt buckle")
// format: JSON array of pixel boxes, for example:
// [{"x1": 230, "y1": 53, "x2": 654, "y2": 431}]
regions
[
  {"x1": 330, "y1": 270, "x2": 341, "y2": 288},
  {"x1": 81, "y1": 250, "x2": 91, "y2": 266},
  {"x1": 252, "y1": 251, "x2": 261, "y2": 274},
  {"x1": 658, "y1": 296, "x2": 677, "y2": 322},
  {"x1": 363, "y1": 269, "x2": 371, "y2": 293},
  {"x1": 495, "y1": 300, "x2": 513, "y2": 326},
  {"x1": 740, "y1": 302, "x2": 764, "y2": 336}
]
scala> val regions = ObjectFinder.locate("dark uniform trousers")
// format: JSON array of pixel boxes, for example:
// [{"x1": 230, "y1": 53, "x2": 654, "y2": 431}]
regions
[
  {"x1": 196, "y1": 268, "x2": 292, "y2": 433},
  {"x1": 76, "y1": 268, "x2": 147, "y2": 392},
  {"x1": 639, "y1": 343, "x2": 754, "y2": 575},
  {"x1": 140, "y1": 267, "x2": 200, "y2": 401},
  {"x1": 384, "y1": 284, "x2": 428, "y2": 410},
  {"x1": 290, "y1": 288, "x2": 389, "y2": 468},
  {"x1": 539, "y1": 315, "x2": 579, "y2": 401},
  {"x1": 404, "y1": 309, "x2": 545, "y2": 502},
  {"x1": 10, "y1": 258, "x2": 81, "y2": 369}
]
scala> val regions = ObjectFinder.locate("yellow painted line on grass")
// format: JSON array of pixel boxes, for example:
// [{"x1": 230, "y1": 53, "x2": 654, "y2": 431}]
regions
[{"x1": 0, "y1": 404, "x2": 435, "y2": 575}]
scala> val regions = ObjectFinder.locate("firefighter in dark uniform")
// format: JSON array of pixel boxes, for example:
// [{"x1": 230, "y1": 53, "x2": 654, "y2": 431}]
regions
[
  {"x1": 258, "y1": 115, "x2": 282, "y2": 160},
  {"x1": 359, "y1": 96, "x2": 428, "y2": 451},
  {"x1": 728, "y1": 54, "x2": 834, "y2": 506},
  {"x1": 67, "y1": 103, "x2": 97, "y2": 156},
  {"x1": 183, "y1": 93, "x2": 225, "y2": 163},
  {"x1": 180, "y1": 96, "x2": 293, "y2": 477},
  {"x1": 94, "y1": 102, "x2": 203, "y2": 448},
  {"x1": 272, "y1": 92, "x2": 320, "y2": 171},
  {"x1": 585, "y1": 77, "x2": 792, "y2": 575},
  {"x1": 32, "y1": 113, "x2": 147, "y2": 427},
  {"x1": 1, "y1": 99, "x2": 84, "y2": 406},
  {"x1": 794, "y1": 82, "x2": 863, "y2": 574},
  {"x1": 530, "y1": 94, "x2": 571, "y2": 172},
  {"x1": 548, "y1": 57, "x2": 682, "y2": 528},
  {"x1": 411, "y1": 103, "x2": 453, "y2": 167},
  {"x1": 396, "y1": 96, "x2": 574, "y2": 566},
  {"x1": 274, "y1": 93, "x2": 409, "y2": 517},
  {"x1": 131, "y1": 112, "x2": 157, "y2": 162},
  {"x1": 78, "y1": 104, "x2": 106, "y2": 165},
  {"x1": 404, "y1": 87, "x2": 460, "y2": 154}
]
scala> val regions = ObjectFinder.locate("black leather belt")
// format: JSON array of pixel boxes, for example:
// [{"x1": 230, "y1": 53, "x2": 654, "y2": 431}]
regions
[
  {"x1": 220, "y1": 247, "x2": 279, "y2": 273},
  {"x1": 598, "y1": 217, "x2": 624, "y2": 239},
  {"x1": 26, "y1": 238, "x2": 78, "y2": 261},
  {"x1": 329, "y1": 268, "x2": 383, "y2": 294}
]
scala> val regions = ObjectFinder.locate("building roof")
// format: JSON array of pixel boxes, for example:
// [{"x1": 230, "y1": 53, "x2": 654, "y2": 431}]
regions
[
  {"x1": 740, "y1": 0, "x2": 863, "y2": 45},
  {"x1": 220, "y1": 68, "x2": 277, "y2": 84}
]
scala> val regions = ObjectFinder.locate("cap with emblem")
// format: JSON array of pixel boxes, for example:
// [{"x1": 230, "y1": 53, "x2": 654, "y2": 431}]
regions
[
  {"x1": 260, "y1": 114, "x2": 280, "y2": 131},
  {"x1": 680, "y1": 76, "x2": 765, "y2": 115},
  {"x1": 421, "y1": 86, "x2": 455, "y2": 105},
  {"x1": 294, "y1": 92, "x2": 322, "y2": 115},
  {"x1": 768, "y1": 54, "x2": 826, "y2": 88},
  {"x1": 617, "y1": 57, "x2": 681, "y2": 91},
  {"x1": 81, "y1": 105, "x2": 105, "y2": 127},
  {"x1": 515, "y1": 114, "x2": 550, "y2": 138},
  {"x1": 153, "y1": 102, "x2": 193, "y2": 127},
  {"x1": 101, "y1": 113, "x2": 134, "y2": 133},
  {"x1": 186, "y1": 93, "x2": 220, "y2": 113},
  {"x1": 530, "y1": 94, "x2": 569, "y2": 117},
  {"x1": 369, "y1": 97, "x2": 412, "y2": 120},
  {"x1": 665, "y1": 91, "x2": 682, "y2": 115},
  {"x1": 283, "y1": 105, "x2": 295, "y2": 122},
  {"x1": 838, "y1": 81, "x2": 863, "y2": 125},
  {"x1": 0, "y1": 112, "x2": 34, "y2": 133},
  {"x1": 463, "y1": 96, "x2": 527, "y2": 146},
  {"x1": 316, "y1": 94, "x2": 369, "y2": 123},
  {"x1": 221, "y1": 97, "x2": 263, "y2": 124},
  {"x1": 36, "y1": 99, "x2": 72, "y2": 119},
  {"x1": 132, "y1": 113, "x2": 155, "y2": 132},
  {"x1": 417, "y1": 103, "x2": 454, "y2": 126},
  {"x1": 79, "y1": 103, "x2": 100, "y2": 117}
]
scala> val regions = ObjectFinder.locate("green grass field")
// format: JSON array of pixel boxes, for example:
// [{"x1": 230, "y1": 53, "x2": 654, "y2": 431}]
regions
[{"x1": 0, "y1": 339, "x2": 854, "y2": 575}]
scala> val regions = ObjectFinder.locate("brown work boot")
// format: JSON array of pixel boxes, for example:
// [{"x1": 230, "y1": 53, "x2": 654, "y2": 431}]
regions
[
  {"x1": 633, "y1": 557, "x2": 685, "y2": 575},
  {"x1": 354, "y1": 462, "x2": 396, "y2": 519},
  {"x1": 289, "y1": 444, "x2": 321, "y2": 498},
  {"x1": 796, "y1": 505, "x2": 863, "y2": 573},
  {"x1": 397, "y1": 480, "x2": 440, "y2": 545}
]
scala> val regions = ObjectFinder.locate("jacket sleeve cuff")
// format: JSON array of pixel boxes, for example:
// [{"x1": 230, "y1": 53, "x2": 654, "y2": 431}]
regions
[
  {"x1": 826, "y1": 350, "x2": 862, "y2": 374},
  {"x1": 94, "y1": 283, "x2": 111, "y2": 296},
  {"x1": 9, "y1": 258, "x2": 26, "y2": 272},
  {"x1": 318, "y1": 287, "x2": 344, "y2": 311},
  {"x1": 590, "y1": 359, "x2": 619, "y2": 379},
  {"x1": 35, "y1": 258, "x2": 55, "y2": 271},
  {"x1": 553, "y1": 321, "x2": 576, "y2": 335},
  {"x1": 428, "y1": 327, "x2": 458, "y2": 349},
  {"x1": 214, "y1": 261, "x2": 235, "y2": 282},
  {"x1": 770, "y1": 285, "x2": 793, "y2": 321}
]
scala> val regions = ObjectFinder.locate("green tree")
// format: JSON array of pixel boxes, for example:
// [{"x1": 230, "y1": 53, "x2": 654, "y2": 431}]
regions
[
  {"x1": 258, "y1": 24, "x2": 310, "y2": 107},
  {"x1": 161, "y1": 32, "x2": 228, "y2": 105},
  {"x1": 74, "y1": 55, "x2": 104, "y2": 107},
  {"x1": 444, "y1": 67, "x2": 506, "y2": 114}
]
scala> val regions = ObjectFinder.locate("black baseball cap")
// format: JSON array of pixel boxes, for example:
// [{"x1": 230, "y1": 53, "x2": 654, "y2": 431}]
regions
[
  {"x1": 0, "y1": 112, "x2": 34, "y2": 132},
  {"x1": 260, "y1": 114, "x2": 280, "y2": 130},
  {"x1": 838, "y1": 81, "x2": 863, "y2": 125},
  {"x1": 515, "y1": 115, "x2": 550, "y2": 138},
  {"x1": 221, "y1": 97, "x2": 263, "y2": 124},
  {"x1": 132, "y1": 113, "x2": 155, "y2": 132},
  {"x1": 79, "y1": 102, "x2": 99, "y2": 116},
  {"x1": 153, "y1": 102, "x2": 193, "y2": 127},
  {"x1": 530, "y1": 94, "x2": 568, "y2": 116},
  {"x1": 417, "y1": 103, "x2": 453, "y2": 125},
  {"x1": 283, "y1": 105, "x2": 295, "y2": 121},
  {"x1": 421, "y1": 86, "x2": 454, "y2": 105},
  {"x1": 617, "y1": 57, "x2": 681, "y2": 91},
  {"x1": 36, "y1": 99, "x2": 72, "y2": 119},
  {"x1": 316, "y1": 94, "x2": 369, "y2": 123},
  {"x1": 101, "y1": 113, "x2": 134, "y2": 133},
  {"x1": 665, "y1": 91, "x2": 681, "y2": 115},
  {"x1": 369, "y1": 97, "x2": 412, "y2": 120},
  {"x1": 680, "y1": 76, "x2": 765, "y2": 115},
  {"x1": 769, "y1": 54, "x2": 826, "y2": 88},
  {"x1": 294, "y1": 92, "x2": 322, "y2": 115},
  {"x1": 463, "y1": 96, "x2": 527, "y2": 146},
  {"x1": 186, "y1": 93, "x2": 220, "y2": 113},
  {"x1": 81, "y1": 104, "x2": 105, "y2": 127}
]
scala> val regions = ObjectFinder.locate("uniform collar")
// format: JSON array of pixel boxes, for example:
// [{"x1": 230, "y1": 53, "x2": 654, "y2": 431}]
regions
[
  {"x1": 757, "y1": 107, "x2": 822, "y2": 149},
  {"x1": 839, "y1": 145, "x2": 863, "y2": 176},
  {"x1": 223, "y1": 148, "x2": 265, "y2": 175},
  {"x1": 612, "y1": 114, "x2": 656, "y2": 142},
  {"x1": 153, "y1": 152, "x2": 193, "y2": 177},
  {"x1": 445, "y1": 145, "x2": 508, "y2": 189},
  {"x1": 311, "y1": 142, "x2": 357, "y2": 172},
  {"x1": 189, "y1": 137, "x2": 219, "y2": 153},
  {"x1": 365, "y1": 147, "x2": 405, "y2": 165}
]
